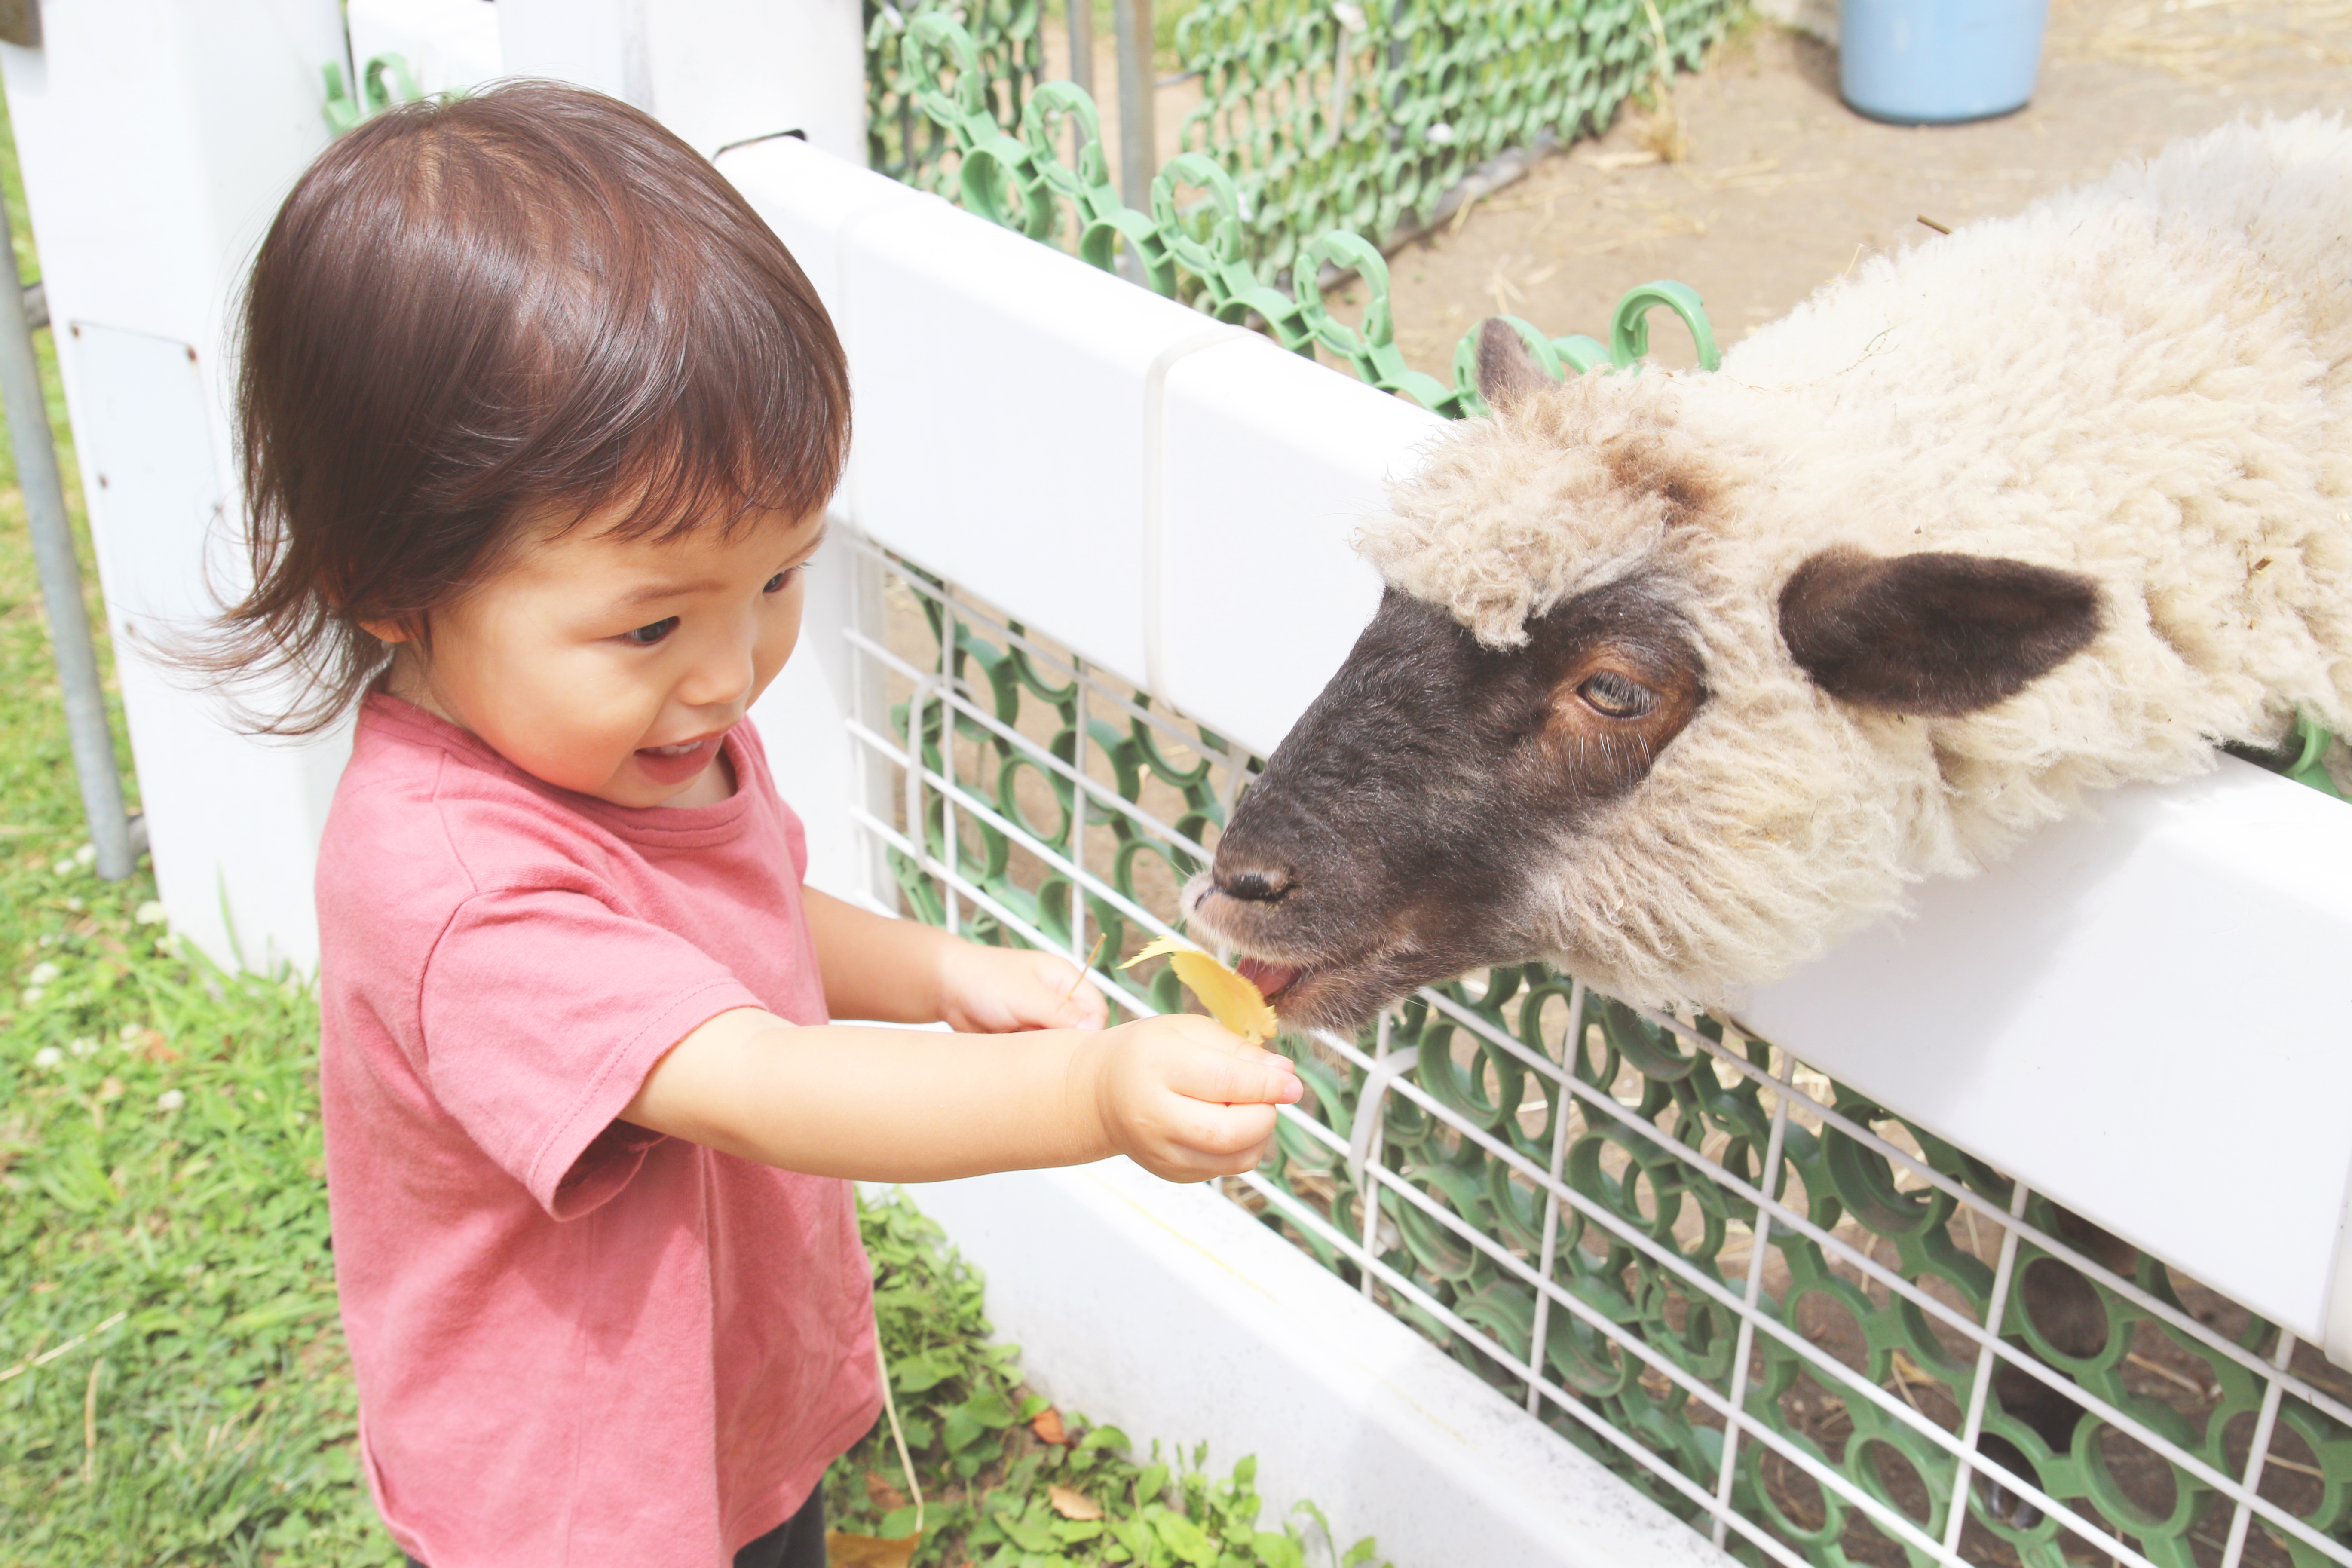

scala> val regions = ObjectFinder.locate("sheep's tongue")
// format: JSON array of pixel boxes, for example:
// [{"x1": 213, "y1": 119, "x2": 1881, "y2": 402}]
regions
[{"x1": 1234, "y1": 957, "x2": 1302, "y2": 1001}]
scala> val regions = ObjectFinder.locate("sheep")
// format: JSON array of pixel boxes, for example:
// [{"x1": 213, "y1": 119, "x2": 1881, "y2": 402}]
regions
[{"x1": 1185, "y1": 113, "x2": 2352, "y2": 1031}]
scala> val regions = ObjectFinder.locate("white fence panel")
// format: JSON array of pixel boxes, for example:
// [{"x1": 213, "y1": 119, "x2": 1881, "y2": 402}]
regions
[
  {"x1": 1, "y1": 0, "x2": 352, "y2": 972},
  {"x1": 1741, "y1": 758, "x2": 2352, "y2": 1364}
]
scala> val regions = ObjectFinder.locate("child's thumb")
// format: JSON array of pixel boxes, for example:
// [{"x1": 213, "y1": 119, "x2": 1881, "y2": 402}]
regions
[{"x1": 1184, "y1": 1043, "x2": 1301, "y2": 1107}]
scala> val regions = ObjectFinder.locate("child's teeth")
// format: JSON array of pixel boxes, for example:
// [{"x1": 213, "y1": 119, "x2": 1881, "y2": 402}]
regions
[{"x1": 647, "y1": 741, "x2": 701, "y2": 756}]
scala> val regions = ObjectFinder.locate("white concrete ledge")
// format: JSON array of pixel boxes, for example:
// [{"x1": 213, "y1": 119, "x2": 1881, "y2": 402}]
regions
[
  {"x1": 910, "y1": 1160, "x2": 1734, "y2": 1568},
  {"x1": 1740, "y1": 756, "x2": 2352, "y2": 1366}
]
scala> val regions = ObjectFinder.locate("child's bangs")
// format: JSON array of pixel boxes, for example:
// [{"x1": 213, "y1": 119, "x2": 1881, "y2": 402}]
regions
[{"x1": 506, "y1": 166, "x2": 850, "y2": 545}]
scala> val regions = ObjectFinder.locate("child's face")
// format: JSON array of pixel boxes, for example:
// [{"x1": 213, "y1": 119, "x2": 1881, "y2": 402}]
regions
[{"x1": 375, "y1": 501, "x2": 826, "y2": 808}]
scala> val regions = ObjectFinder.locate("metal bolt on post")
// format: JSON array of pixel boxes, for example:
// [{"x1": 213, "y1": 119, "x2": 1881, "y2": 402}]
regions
[{"x1": 0, "y1": 196, "x2": 140, "y2": 880}]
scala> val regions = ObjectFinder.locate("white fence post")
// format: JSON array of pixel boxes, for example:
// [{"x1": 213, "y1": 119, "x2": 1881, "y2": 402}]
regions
[
  {"x1": 1, "y1": 0, "x2": 353, "y2": 973},
  {"x1": 347, "y1": 0, "x2": 502, "y2": 100},
  {"x1": 497, "y1": 0, "x2": 866, "y2": 164}
]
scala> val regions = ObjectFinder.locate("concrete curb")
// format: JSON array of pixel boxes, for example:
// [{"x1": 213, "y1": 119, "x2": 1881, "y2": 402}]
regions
[{"x1": 908, "y1": 1161, "x2": 1736, "y2": 1568}]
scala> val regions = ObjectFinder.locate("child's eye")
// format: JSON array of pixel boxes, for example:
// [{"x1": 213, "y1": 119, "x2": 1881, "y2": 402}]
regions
[
  {"x1": 763, "y1": 569, "x2": 796, "y2": 594},
  {"x1": 621, "y1": 617, "x2": 679, "y2": 646}
]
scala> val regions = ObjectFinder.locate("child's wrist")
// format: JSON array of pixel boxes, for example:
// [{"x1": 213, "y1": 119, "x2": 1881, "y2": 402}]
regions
[
  {"x1": 1062, "y1": 1026, "x2": 1120, "y2": 1165},
  {"x1": 918, "y1": 925, "x2": 972, "y2": 1022}
]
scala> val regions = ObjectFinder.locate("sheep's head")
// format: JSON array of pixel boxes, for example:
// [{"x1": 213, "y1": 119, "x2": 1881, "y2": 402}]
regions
[{"x1": 1186, "y1": 321, "x2": 2104, "y2": 1031}]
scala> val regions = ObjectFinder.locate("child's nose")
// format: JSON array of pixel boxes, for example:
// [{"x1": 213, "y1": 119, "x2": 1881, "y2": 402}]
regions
[{"x1": 677, "y1": 634, "x2": 757, "y2": 711}]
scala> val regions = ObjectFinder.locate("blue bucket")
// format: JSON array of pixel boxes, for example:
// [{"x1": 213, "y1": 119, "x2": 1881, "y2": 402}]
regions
[{"x1": 1839, "y1": 0, "x2": 2050, "y2": 125}]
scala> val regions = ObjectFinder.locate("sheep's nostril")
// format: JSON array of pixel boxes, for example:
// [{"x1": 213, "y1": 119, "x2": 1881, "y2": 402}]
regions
[{"x1": 1220, "y1": 867, "x2": 1292, "y2": 902}]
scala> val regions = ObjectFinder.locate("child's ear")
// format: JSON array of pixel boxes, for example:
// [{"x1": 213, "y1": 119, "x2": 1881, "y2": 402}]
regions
[{"x1": 358, "y1": 617, "x2": 415, "y2": 645}]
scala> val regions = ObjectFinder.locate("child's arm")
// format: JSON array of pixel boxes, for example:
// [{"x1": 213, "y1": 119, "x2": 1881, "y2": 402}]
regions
[
  {"x1": 619, "y1": 1007, "x2": 1298, "y2": 1183},
  {"x1": 625, "y1": 891, "x2": 1295, "y2": 1183},
  {"x1": 799, "y1": 889, "x2": 1109, "y2": 1033}
]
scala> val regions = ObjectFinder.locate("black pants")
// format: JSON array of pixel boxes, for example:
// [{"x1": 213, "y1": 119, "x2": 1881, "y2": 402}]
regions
[{"x1": 405, "y1": 1482, "x2": 826, "y2": 1568}]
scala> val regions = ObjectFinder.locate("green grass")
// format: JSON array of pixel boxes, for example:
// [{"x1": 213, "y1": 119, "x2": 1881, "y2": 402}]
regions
[
  {"x1": 0, "y1": 77, "x2": 394, "y2": 1568},
  {"x1": 831, "y1": 1192, "x2": 1382, "y2": 1568}
]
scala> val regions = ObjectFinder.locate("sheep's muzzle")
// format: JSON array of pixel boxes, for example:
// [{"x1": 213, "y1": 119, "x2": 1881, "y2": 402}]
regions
[{"x1": 1186, "y1": 580, "x2": 1706, "y2": 1035}]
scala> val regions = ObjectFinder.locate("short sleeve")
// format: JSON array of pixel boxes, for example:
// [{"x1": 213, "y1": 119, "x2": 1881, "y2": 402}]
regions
[{"x1": 419, "y1": 885, "x2": 764, "y2": 1219}]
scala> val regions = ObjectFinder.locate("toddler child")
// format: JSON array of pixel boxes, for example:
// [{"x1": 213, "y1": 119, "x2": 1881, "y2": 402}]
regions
[{"x1": 211, "y1": 82, "x2": 1300, "y2": 1568}]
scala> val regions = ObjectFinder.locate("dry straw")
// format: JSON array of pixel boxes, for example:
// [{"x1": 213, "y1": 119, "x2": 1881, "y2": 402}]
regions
[{"x1": 2049, "y1": 0, "x2": 2352, "y2": 80}]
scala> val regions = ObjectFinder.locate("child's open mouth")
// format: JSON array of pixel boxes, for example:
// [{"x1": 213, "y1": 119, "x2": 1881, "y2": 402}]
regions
[{"x1": 635, "y1": 735, "x2": 723, "y2": 786}]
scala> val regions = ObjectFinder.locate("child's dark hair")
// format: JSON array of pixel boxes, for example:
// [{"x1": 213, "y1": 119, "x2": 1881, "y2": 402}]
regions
[{"x1": 209, "y1": 81, "x2": 850, "y2": 734}]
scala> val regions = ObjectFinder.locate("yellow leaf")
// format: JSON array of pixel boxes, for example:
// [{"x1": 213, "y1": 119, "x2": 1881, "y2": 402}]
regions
[
  {"x1": 826, "y1": 1529, "x2": 921, "y2": 1568},
  {"x1": 1119, "y1": 940, "x2": 1277, "y2": 1045},
  {"x1": 1048, "y1": 1484, "x2": 1105, "y2": 1521},
  {"x1": 1121, "y1": 936, "x2": 1186, "y2": 965}
]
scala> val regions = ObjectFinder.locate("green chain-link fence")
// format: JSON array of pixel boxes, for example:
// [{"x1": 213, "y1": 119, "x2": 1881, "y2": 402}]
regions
[
  {"x1": 867, "y1": 0, "x2": 1740, "y2": 277},
  {"x1": 1171, "y1": 0, "x2": 1731, "y2": 276},
  {"x1": 866, "y1": 0, "x2": 1050, "y2": 196}
]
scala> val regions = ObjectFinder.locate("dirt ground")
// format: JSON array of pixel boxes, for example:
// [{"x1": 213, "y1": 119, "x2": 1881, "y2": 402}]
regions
[{"x1": 1348, "y1": 0, "x2": 2352, "y2": 375}]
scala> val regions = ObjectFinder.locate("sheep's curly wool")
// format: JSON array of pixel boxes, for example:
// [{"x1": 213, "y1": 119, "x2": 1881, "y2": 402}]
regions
[{"x1": 1358, "y1": 115, "x2": 2352, "y2": 1008}]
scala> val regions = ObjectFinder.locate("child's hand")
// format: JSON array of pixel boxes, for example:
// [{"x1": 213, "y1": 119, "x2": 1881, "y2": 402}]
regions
[
  {"x1": 1086, "y1": 1013, "x2": 1302, "y2": 1183},
  {"x1": 934, "y1": 941, "x2": 1109, "y2": 1033}
]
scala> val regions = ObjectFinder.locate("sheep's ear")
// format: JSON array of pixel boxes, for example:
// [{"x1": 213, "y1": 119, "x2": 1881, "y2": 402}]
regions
[
  {"x1": 1779, "y1": 546, "x2": 2102, "y2": 715},
  {"x1": 1476, "y1": 318, "x2": 1551, "y2": 415}
]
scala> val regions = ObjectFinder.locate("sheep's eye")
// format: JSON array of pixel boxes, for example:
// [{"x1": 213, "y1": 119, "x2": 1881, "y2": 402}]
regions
[
  {"x1": 621, "y1": 617, "x2": 679, "y2": 647},
  {"x1": 1578, "y1": 670, "x2": 1655, "y2": 719}
]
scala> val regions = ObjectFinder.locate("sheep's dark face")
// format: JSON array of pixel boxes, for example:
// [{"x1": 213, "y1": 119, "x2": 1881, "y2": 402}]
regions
[{"x1": 1183, "y1": 578, "x2": 1707, "y2": 1034}]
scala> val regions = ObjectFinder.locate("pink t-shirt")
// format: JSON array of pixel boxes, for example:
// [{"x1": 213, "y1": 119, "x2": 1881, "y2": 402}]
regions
[{"x1": 316, "y1": 694, "x2": 880, "y2": 1567}]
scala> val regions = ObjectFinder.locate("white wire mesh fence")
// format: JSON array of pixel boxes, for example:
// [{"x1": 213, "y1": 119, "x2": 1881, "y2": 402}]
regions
[{"x1": 840, "y1": 542, "x2": 2352, "y2": 1568}]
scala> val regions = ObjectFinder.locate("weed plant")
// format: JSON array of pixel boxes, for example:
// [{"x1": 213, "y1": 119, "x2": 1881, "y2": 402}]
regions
[{"x1": 831, "y1": 1191, "x2": 1384, "y2": 1568}]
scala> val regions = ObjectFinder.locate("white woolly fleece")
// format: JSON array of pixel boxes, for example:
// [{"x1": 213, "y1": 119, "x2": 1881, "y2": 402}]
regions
[{"x1": 1358, "y1": 114, "x2": 2352, "y2": 1008}]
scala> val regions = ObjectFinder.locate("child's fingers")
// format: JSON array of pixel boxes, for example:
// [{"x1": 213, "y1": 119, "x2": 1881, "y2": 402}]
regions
[
  {"x1": 1034, "y1": 953, "x2": 1109, "y2": 1030},
  {"x1": 1054, "y1": 976, "x2": 1109, "y2": 1031},
  {"x1": 1157, "y1": 1101, "x2": 1279, "y2": 1176},
  {"x1": 1168, "y1": 1031, "x2": 1300, "y2": 1108}
]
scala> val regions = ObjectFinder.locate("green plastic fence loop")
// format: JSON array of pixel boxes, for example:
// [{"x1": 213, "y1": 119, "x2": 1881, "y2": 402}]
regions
[
  {"x1": 322, "y1": 53, "x2": 423, "y2": 135},
  {"x1": 906, "y1": 12, "x2": 991, "y2": 121},
  {"x1": 2076, "y1": 1412, "x2": 2203, "y2": 1537},
  {"x1": 1390, "y1": 1178, "x2": 1483, "y2": 1280},
  {"x1": 1609, "y1": 279, "x2": 1721, "y2": 370},
  {"x1": 1553, "y1": 333, "x2": 1612, "y2": 374},
  {"x1": 361, "y1": 52, "x2": 423, "y2": 115},
  {"x1": 1548, "y1": 1308, "x2": 1639, "y2": 1398},
  {"x1": 1078, "y1": 207, "x2": 1175, "y2": 294},
  {"x1": 2286, "y1": 712, "x2": 2346, "y2": 798},
  {"x1": 1819, "y1": 1122, "x2": 1951, "y2": 1240},
  {"x1": 1290, "y1": 231, "x2": 1391, "y2": 359},
  {"x1": 1595, "y1": 995, "x2": 1701, "y2": 1081},
  {"x1": 1456, "y1": 1278, "x2": 1538, "y2": 1364},
  {"x1": 957, "y1": 129, "x2": 1055, "y2": 238},
  {"x1": 1415, "y1": 1018, "x2": 1524, "y2": 1131},
  {"x1": 1740, "y1": 1429, "x2": 1851, "y2": 1547},
  {"x1": 1018, "y1": 81, "x2": 1111, "y2": 204},
  {"x1": 1148, "y1": 153, "x2": 1248, "y2": 280},
  {"x1": 1481, "y1": 1156, "x2": 1550, "y2": 1253},
  {"x1": 322, "y1": 63, "x2": 362, "y2": 135},
  {"x1": 1290, "y1": 231, "x2": 1458, "y2": 411}
]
